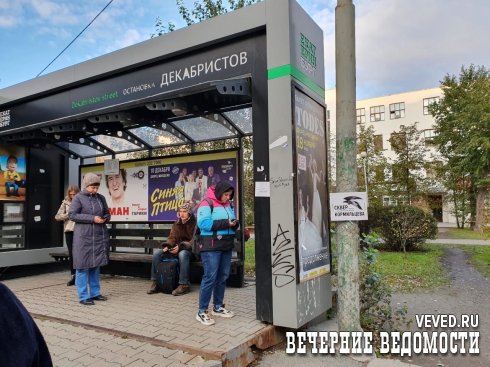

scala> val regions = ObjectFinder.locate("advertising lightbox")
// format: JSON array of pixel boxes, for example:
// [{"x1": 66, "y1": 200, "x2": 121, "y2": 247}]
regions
[
  {"x1": 0, "y1": 146, "x2": 27, "y2": 201},
  {"x1": 293, "y1": 88, "x2": 330, "y2": 282},
  {"x1": 80, "y1": 150, "x2": 239, "y2": 222}
]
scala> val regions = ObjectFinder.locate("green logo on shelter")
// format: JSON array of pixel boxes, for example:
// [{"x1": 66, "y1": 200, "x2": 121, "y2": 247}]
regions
[{"x1": 300, "y1": 33, "x2": 317, "y2": 68}]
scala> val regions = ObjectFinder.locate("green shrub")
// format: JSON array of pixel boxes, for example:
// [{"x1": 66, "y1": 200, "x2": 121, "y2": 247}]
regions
[
  {"x1": 359, "y1": 233, "x2": 412, "y2": 349},
  {"x1": 372, "y1": 205, "x2": 438, "y2": 252}
]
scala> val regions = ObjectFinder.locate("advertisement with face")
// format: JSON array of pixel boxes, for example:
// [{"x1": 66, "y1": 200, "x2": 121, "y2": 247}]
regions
[
  {"x1": 0, "y1": 146, "x2": 27, "y2": 201},
  {"x1": 294, "y1": 88, "x2": 330, "y2": 282},
  {"x1": 80, "y1": 167, "x2": 149, "y2": 221},
  {"x1": 80, "y1": 151, "x2": 238, "y2": 222}
]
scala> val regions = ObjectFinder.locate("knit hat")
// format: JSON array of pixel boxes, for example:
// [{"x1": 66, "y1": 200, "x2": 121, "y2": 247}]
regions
[
  {"x1": 83, "y1": 173, "x2": 101, "y2": 188},
  {"x1": 179, "y1": 202, "x2": 192, "y2": 213}
]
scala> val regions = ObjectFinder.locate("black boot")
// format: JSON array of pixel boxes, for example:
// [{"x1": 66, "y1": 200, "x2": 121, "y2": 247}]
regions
[{"x1": 67, "y1": 274, "x2": 75, "y2": 286}]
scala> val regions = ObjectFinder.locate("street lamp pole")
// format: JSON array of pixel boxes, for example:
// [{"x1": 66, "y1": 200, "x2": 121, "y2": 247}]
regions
[{"x1": 360, "y1": 151, "x2": 368, "y2": 207}]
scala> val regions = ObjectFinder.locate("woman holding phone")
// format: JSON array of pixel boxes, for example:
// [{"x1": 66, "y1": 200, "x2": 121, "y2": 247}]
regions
[
  {"x1": 69, "y1": 173, "x2": 111, "y2": 306},
  {"x1": 195, "y1": 181, "x2": 239, "y2": 325}
]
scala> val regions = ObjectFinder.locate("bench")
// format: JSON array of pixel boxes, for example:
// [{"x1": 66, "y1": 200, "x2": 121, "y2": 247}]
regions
[{"x1": 49, "y1": 226, "x2": 245, "y2": 286}]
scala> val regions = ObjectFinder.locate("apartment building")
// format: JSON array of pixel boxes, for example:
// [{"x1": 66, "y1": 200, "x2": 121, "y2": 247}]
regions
[{"x1": 325, "y1": 87, "x2": 456, "y2": 223}]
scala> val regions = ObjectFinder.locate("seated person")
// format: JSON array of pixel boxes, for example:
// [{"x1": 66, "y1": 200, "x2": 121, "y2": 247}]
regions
[{"x1": 147, "y1": 203, "x2": 196, "y2": 296}]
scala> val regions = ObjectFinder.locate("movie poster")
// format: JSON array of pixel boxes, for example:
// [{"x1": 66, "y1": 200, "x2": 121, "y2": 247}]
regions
[
  {"x1": 80, "y1": 151, "x2": 238, "y2": 222},
  {"x1": 294, "y1": 88, "x2": 330, "y2": 282},
  {"x1": 0, "y1": 146, "x2": 27, "y2": 201}
]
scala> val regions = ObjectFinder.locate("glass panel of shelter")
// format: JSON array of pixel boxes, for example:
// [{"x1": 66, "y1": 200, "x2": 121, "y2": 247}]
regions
[
  {"x1": 224, "y1": 107, "x2": 253, "y2": 134},
  {"x1": 172, "y1": 117, "x2": 237, "y2": 142},
  {"x1": 128, "y1": 126, "x2": 185, "y2": 147},
  {"x1": 54, "y1": 107, "x2": 251, "y2": 159},
  {"x1": 92, "y1": 135, "x2": 142, "y2": 152},
  {"x1": 56, "y1": 141, "x2": 106, "y2": 157}
]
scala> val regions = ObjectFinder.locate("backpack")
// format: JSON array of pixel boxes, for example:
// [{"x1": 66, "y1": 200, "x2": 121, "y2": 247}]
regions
[{"x1": 155, "y1": 255, "x2": 179, "y2": 294}]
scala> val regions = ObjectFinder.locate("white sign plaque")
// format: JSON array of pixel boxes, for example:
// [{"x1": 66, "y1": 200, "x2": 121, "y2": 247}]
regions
[
  {"x1": 104, "y1": 159, "x2": 120, "y2": 175},
  {"x1": 330, "y1": 192, "x2": 368, "y2": 221}
]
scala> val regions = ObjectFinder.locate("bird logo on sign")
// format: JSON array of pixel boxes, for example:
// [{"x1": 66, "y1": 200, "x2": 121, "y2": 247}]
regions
[{"x1": 343, "y1": 196, "x2": 363, "y2": 210}]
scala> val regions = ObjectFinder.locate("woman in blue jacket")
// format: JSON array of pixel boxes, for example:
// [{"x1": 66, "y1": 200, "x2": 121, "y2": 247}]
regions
[{"x1": 196, "y1": 181, "x2": 239, "y2": 325}]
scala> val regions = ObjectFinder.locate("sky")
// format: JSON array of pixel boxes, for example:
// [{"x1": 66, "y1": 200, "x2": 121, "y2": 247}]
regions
[{"x1": 1, "y1": 0, "x2": 489, "y2": 100}]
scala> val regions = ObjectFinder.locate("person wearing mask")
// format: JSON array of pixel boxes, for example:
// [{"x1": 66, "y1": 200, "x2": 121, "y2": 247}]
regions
[
  {"x1": 195, "y1": 181, "x2": 239, "y2": 325},
  {"x1": 147, "y1": 203, "x2": 197, "y2": 296},
  {"x1": 69, "y1": 173, "x2": 111, "y2": 306},
  {"x1": 55, "y1": 185, "x2": 81, "y2": 286}
]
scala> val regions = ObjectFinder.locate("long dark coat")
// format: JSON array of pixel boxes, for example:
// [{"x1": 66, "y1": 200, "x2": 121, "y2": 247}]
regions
[{"x1": 68, "y1": 190, "x2": 111, "y2": 270}]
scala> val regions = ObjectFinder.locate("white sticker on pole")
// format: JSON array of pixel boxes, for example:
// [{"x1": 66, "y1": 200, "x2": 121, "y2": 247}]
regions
[
  {"x1": 104, "y1": 159, "x2": 120, "y2": 175},
  {"x1": 330, "y1": 192, "x2": 368, "y2": 221}
]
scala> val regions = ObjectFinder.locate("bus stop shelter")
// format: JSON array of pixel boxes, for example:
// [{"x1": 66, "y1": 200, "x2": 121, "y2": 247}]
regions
[{"x1": 0, "y1": 0, "x2": 331, "y2": 330}]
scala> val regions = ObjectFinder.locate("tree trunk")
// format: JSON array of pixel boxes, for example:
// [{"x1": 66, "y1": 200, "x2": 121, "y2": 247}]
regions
[
  {"x1": 474, "y1": 187, "x2": 487, "y2": 233},
  {"x1": 453, "y1": 194, "x2": 461, "y2": 229}
]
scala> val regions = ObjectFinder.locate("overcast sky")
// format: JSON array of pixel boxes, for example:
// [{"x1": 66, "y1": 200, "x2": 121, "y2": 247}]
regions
[{"x1": 1, "y1": 0, "x2": 489, "y2": 99}]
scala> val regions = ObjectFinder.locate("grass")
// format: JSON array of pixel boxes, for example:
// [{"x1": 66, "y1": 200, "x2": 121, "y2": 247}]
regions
[
  {"x1": 445, "y1": 228, "x2": 488, "y2": 240},
  {"x1": 457, "y1": 245, "x2": 490, "y2": 278},
  {"x1": 244, "y1": 239, "x2": 255, "y2": 277},
  {"x1": 377, "y1": 245, "x2": 449, "y2": 292}
]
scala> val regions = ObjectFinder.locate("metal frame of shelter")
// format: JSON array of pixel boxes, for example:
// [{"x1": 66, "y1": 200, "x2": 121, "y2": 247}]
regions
[{"x1": 0, "y1": 0, "x2": 331, "y2": 329}]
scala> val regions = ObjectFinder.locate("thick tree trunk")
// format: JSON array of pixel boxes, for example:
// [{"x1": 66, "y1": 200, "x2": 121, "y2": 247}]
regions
[{"x1": 474, "y1": 187, "x2": 487, "y2": 233}]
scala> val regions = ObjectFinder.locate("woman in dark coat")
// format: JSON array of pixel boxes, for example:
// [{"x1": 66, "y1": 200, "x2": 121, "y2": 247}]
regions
[{"x1": 69, "y1": 172, "x2": 111, "y2": 305}]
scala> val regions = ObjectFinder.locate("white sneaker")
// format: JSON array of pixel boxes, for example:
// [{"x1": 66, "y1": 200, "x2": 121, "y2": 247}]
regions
[
  {"x1": 211, "y1": 305, "x2": 234, "y2": 318},
  {"x1": 196, "y1": 310, "x2": 215, "y2": 325}
]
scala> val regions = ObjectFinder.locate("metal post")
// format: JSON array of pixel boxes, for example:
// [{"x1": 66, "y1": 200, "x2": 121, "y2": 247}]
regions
[{"x1": 335, "y1": 0, "x2": 361, "y2": 332}]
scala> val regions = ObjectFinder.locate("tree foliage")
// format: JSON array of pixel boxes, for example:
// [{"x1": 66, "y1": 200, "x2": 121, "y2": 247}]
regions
[
  {"x1": 152, "y1": 0, "x2": 261, "y2": 37},
  {"x1": 387, "y1": 123, "x2": 430, "y2": 205},
  {"x1": 357, "y1": 125, "x2": 389, "y2": 207},
  {"x1": 431, "y1": 65, "x2": 490, "y2": 232}
]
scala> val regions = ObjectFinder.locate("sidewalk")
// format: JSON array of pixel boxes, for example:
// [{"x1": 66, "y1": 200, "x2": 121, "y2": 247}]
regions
[
  {"x1": 3, "y1": 271, "x2": 422, "y2": 367},
  {"x1": 428, "y1": 238, "x2": 490, "y2": 245}
]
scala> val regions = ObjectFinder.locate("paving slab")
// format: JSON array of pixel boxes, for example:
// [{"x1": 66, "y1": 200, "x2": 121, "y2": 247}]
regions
[{"x1": 3, "y1": 271, "x2": 280, "y2": 366}]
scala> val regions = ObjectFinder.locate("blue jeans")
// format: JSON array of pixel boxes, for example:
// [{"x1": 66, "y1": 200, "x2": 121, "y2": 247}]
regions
[
  {"x1": 75, "y1": 267, "x2": 101, "y2": 302},
  {"x1": 199, "y1": 250, "x2": 232, "y2": 313},
  {"x1": 151, "y1": 249, "x2": 194, "y2": 284},
  {"x1": 5, "y1": 182, "x2": 18, "y2": 196}
]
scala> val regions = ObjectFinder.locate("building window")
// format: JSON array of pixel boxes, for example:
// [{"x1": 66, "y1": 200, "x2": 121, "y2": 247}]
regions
[
  {"x1": 374, "y1": 134, "x2": 383, "y2": 150},
  {"x1": 424, "y1": 129, "x2": 438, "y2": 146},
  {"x1": 327, "y1": 110, "x2": 330, "y2": 120},
  {"x1": 370, "y1": 105, "x2": 385, "y2": 122},
  {"x1": 356, "y1": 108, "x2": 366, "y2": 124},
  {"x1": 423, "y1": 97, "x2": 440, "y2": 115},
  {"x1": 389, "y1": 102, "x2": 405, "y2": 119}
]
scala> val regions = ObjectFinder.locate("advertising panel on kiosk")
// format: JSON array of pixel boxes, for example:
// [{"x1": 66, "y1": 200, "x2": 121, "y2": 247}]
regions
[
  {"x1": 80, "y1": 150, "x2": 239, "y2": 222},
  {"x1": 293, "y1": 87, "x2": 330, "y2": 282},
  {"x1": 0, "y1": 146, "x2": 27, "y2": 202}
]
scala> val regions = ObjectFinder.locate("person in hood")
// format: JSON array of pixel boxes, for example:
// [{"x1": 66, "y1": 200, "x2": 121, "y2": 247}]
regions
[
  {"x1": 55, "y1": 185, "x2": 81, "y2": 286},
  {"x1": 69, "y1": 173, "x2": 111, "y2": 306},
  {"x1": 195, "y1": 181, "x2": 239, "y2": 326},
  {"x1": 0, "y1": 282, "x2": 52, "y2": 367},
  {"x1": 147, "y1": 202, "x2": 197, "y2": 296}
]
